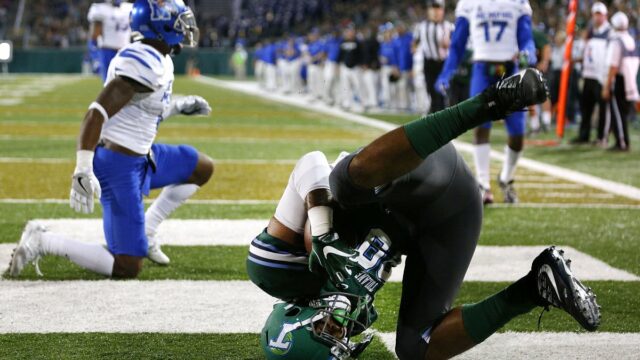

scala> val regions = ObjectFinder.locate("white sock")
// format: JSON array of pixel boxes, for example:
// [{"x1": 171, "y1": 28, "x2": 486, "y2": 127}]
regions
[
  {"x1": 474, "y1": 143, "x2": 492, "y2": 189},
  {"x1": 145, "y1": 184, "x2": 199, "y2": 242},
  {"x1": 499, "y1": 146, "x2": 522, "y2": 183},
  {"x1": 40, "y1": 232, "x2": 114, "y2": 276},
  {"x1": 542, "y1": 111, "x2": 552, "y2": 126}
]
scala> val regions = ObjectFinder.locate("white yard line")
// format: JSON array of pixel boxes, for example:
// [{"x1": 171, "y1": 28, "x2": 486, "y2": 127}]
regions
[
  {"x1": 513, "y1": 182, "x2": 584, "y2": 189},
  {"x1": 0, "y1": 157, "x2": 297, "y2": 165},
  {"x1": 197, "y1": 77, "x2": 640, "y2": 202},
  {"x1": 0, "y1": 198, "x2": 278, "y2": 205},
  {"x1": 0, "y1": 280, "x2": 276, "y2": 333},
  {"x1": 0, "y1": 276, "x2": 638, "y2": 360},
  {"x1": 2, "y1": 198, "x2": 638, "y2": 209},
  {"x1": 541, "y1": 192, "x2": 615, "y2": 199},
  {"x1": 378, "y1": 331, "x2": 640, "y2": 360},
  {"x1": 488, "y1": 202, "x2": 640, "y2": 209},
  {"x1": 0, "y1": 77, "x2": 81, "y2": 108},
  {"x1": 2, "y1": 220, "x2": 636, "y2": 281}
]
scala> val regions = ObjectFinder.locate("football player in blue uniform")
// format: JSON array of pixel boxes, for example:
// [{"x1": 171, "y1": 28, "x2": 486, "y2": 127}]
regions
[
  {"x1": 436, "y1": 0, "x2": 538, "y2": 204},
  {"x1": 87, "y1": 0, "x2": 133, "y2": 81},
  {"x1": 10, "y1": 0, "x2": 213, "y2": 278}
]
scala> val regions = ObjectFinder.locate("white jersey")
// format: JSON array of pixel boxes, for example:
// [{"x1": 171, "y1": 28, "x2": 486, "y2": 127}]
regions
[
  {"x1": 607, "y1": 31, "x2": 640, "y2": 101},
  {"x1": 88, "y1": 2, "x2": 133, "y2": 50},
  {"x1": 103, "y1": 42, "x2": 174, "y2": 154},
  {"x1": 455, "y1": 0, "x2": 532, "y2": 62},
  {"x1": 582, "y1": 23, "x2": 611, "y2": 83}
]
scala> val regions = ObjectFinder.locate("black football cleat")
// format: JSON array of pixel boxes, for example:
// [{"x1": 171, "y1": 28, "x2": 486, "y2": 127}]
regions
[
  {"x1": 483, "y1": 68, "x2": 549, "y2": 119},
  {"x1": 532, "y1": 246, "x2": 601, "y2": 331}
]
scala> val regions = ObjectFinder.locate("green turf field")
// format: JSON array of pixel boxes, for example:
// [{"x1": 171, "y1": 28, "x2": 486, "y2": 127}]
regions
[{"x1": 0, "y1": 75, "x2": 638, "y2": 358}]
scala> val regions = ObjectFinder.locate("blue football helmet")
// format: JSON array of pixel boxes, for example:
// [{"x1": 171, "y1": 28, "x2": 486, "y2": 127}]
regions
[{"x1": 130, "y1": 0, "x2": 199, "y2": 48}]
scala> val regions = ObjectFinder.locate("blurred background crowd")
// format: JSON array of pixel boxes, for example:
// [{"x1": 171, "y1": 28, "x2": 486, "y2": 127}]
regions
[
  {"x1": 0, "y1": 0, "x2": 638, "y2": 145},
  {"x1": 1, "y1": 1, "x2": 639, "y2": 49}
]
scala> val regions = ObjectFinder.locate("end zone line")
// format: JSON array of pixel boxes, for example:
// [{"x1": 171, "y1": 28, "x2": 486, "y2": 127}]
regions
[
  {"x1": 0, "y1": 199, "x2": 278, "y2": 205},
  {"x1": 3, "y1": 219, "x2": 635, "y2": 281},
  {"x1": 378, "y1": 332, "x2": 640, "y2": 360},
  {"x1": 0, "y1": 157, "x2": 297, "y2": 165},
  {"x1": 196, "y1": 76, "x2": 640, "y2": 202},
  {"x1": 0, "y1": 198, "x2": 638, "y2": 209}
]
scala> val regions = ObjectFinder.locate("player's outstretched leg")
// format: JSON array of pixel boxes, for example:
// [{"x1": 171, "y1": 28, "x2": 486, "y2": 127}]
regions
[
  {"x1": 9, "y1": 221, "x2": 115, "y2": 277},
  {"x1": 421, "y1": 246, "x2": 600, "y2": 359},
  {"x1": 347, "y1": 68, "x2": 548, "y2": 190}
]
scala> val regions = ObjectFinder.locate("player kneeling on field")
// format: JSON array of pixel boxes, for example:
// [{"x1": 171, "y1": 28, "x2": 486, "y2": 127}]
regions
[
  {"x1": 10, "y1": 0, "x2": 213, "y2": 279},
  {"x1": 250, "y1": 69, "x2": 601, "y2": 359}
]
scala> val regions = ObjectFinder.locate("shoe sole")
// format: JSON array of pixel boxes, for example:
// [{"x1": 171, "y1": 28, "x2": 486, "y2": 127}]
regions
[
  {"x1": 536, "y1": 247, "x2": 601, "y2": 331},
  {"x1": 147, "y1": 251, "x2": 170, "y2": 266},
  {"x1": 9, "y1": 222, "x2": 46, "y2": 277}
]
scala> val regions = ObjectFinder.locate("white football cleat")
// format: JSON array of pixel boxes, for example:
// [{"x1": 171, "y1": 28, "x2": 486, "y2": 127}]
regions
[
  {"x1": 147, "y1": 238, "x2": 170, "y2": 265},
  {"x1": 9, "y1": 221, "x2": 47, "y2": 277}
]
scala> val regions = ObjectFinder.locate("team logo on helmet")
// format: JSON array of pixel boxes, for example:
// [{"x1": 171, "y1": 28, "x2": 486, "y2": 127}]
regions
[
  {"x1": 268, "y1": 328, "x2": 294, "y2": 355},
  {"x1": 148, "y1": 0, "x2": 175, "y2": 21}
]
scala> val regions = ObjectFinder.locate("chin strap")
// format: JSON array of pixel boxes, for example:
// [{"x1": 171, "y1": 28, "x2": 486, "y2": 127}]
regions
[{"x1": 349, "y1": 332, "x2": 375, "y2": 358}]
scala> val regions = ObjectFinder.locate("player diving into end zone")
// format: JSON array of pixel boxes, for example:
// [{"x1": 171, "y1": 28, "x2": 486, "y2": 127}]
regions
[
  {"x1": 9, "y1": 0, "x2": 213, "y2": 279},
  {"x1": 250, "y1": 68, "x2": 601, "y2": 359}
]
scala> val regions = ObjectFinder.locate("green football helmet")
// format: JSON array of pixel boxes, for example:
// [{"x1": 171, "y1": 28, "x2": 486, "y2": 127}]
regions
[{"x1": 261, "y1": 293, "x2": 375, "y2": 359}]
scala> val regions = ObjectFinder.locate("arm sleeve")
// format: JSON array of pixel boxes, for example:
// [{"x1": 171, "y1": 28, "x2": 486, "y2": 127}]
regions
[
  {"x1": 87, "y1": 4, "x2": 105, "y2": 22},
  {"x1": 517, "y1": 15, "x2": 538, "y2": 65},
  {"x1": 437, "y1": 17, "x2": 469, "y2": 82},
  {"x1": 606, "y1": 40, "x2": 622, "y2": 68}
]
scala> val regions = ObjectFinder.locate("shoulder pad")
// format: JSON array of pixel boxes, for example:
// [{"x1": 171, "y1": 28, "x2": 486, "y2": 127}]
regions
[{"x1": 111, "y1": 44, "x2": 166, "y2": 90}]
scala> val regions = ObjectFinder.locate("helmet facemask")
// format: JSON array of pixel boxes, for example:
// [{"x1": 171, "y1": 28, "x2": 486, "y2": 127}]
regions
[
  {"x1": 308, "y1": 293, "x2": 375, "y2": 358},
  {"x1": 174, "y1": 8, "x2": 199, "y2": 47}
]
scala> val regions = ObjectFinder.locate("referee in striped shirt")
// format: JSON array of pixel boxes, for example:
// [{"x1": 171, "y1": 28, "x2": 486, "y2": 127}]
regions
[{"x1": 414, "y1": 0, "x2": 453, "y2": 112}]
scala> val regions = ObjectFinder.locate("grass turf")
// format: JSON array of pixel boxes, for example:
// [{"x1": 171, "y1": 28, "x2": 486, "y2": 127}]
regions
[
  {"x1": 0, "y1": 333, "x2": 395, "y2": 359},
  {"x1": 2, "y1": 205, "x2": 638, "y2": 276},
  {"x1": 1, "y1": 76, "x2": 638, "y2": 357},
  {"x1": 370, "y1": 112, "x2": 640, "y2": 188},
  {"x1": 375, "y1": 281, "x2": 640, "y2": 333}
]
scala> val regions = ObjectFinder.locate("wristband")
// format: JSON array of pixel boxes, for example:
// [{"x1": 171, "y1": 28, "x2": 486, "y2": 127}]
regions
[
  {"x1": 76, "y1": 150, "x2": 94, "y2": 170},
  {"x1": 308, "y1": 205, "x2": 333, "y2": 236}
]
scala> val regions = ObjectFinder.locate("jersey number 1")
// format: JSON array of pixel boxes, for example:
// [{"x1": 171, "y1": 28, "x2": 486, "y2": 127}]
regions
[{"x1": 479, "y1": 21, "x2": 508, "y2": 42}]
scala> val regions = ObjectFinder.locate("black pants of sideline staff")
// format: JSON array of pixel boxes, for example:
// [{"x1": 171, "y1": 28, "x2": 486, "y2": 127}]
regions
[
  {"x1": 606, "y1": 75, "x2": 631, "y2": 150},
  {"x1": 578, "y1": 78, "x2": 607, "y2": 142},
  {"x1": 425, "y1": 59, "x2": 445, "y2": 113}
]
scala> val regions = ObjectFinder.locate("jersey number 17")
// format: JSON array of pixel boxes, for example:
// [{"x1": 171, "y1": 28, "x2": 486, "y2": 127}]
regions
[{"x1": 479, "y1": 21, "x2": 508, "y2": 42}]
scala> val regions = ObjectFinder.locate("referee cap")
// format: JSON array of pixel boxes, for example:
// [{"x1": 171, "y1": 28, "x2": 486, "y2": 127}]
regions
[{"x1": 427, "y1": 0, "x2": 445, "y2": 7}]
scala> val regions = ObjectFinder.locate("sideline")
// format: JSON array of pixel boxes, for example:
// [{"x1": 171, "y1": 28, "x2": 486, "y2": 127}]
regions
[{"x1": 195, "y1": 76, "x2": 640, "y2": 201}]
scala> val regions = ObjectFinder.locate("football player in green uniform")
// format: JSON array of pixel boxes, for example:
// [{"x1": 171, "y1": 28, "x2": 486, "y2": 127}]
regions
[{"x1": 251, "y1": 69, "x2": 601, "y2": 359}]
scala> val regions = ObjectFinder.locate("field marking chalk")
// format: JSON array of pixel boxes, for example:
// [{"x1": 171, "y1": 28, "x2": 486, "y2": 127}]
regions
[
  {"x1": 0, "y1": 280, "x2": 276, "y2": 333},
  {"x1": 378, "y1": 331, "x2": 640, "y2": 360},
  {"x1": 197, "y1": 77, "x2": 640, "y2": 202},
  {"x1": 2, "y1": 220, "x2": 636, "y2": 281}
]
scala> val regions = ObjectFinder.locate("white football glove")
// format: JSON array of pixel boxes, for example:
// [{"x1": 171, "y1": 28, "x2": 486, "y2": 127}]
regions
[
  {"x1": 165, "y1": 96, "x2": 212, "y2": 118},
  {"x1": 69, "y1": 150, "x2": 101, "y2": 214}
]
